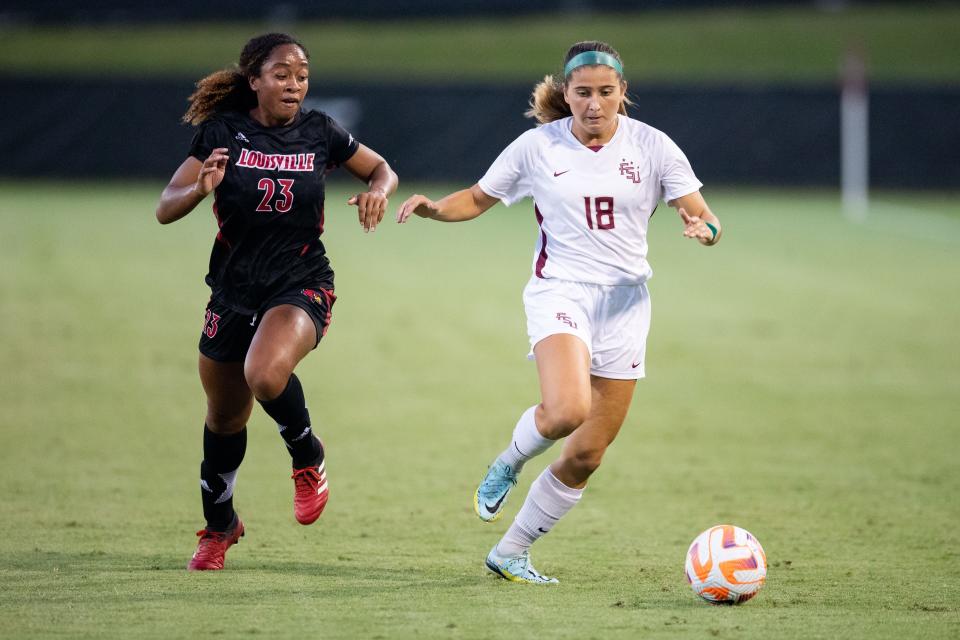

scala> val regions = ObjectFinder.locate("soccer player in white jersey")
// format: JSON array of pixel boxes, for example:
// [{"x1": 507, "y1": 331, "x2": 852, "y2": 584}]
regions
[{"x1": 397, "y1": 41, "x2": 722, "y2": 584}]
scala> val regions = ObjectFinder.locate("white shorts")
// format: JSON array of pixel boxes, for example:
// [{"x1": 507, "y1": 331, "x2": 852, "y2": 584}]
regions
[{"x1": 522, "y1": 276, "x2": 652, "y2": 380}]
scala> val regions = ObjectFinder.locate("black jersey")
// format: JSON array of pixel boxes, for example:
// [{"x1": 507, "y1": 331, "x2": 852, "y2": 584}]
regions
[{"x1": 188, "y1": 109, "x2": 359, "y2": 313}]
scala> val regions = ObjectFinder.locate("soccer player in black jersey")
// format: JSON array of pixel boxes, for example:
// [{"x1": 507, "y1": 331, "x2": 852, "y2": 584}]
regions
[{"x1": 155, "y1": 33, "x2": 398, "y2": 571}]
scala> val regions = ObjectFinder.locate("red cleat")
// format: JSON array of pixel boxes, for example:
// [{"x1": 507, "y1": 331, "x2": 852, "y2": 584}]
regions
[
  {"x1": 187, "y1": 517, "x2": 244, "y2": 571},
  {"x1": 292, "y1": 461, "x2": 328, "y2": 525}
]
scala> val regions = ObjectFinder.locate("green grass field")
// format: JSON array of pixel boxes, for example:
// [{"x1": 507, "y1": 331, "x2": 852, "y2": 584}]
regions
[
  {"x1": 2, "y1": 6, "x2": 959, "y2": 82},
  {"x1": 1, "y1": 181, "x2": 958, "y2": 638}
]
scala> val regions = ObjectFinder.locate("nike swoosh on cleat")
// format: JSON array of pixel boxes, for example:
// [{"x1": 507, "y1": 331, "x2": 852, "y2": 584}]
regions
[
  {"x1": 537, "y1": 527, "x2": 549, "y2": 533},
  {"x1": 553, "y1": 170, "x2": 570, "y2": 177},
  {"x1": 484, "y1": 493, "x2": 507, "y2": 514}
]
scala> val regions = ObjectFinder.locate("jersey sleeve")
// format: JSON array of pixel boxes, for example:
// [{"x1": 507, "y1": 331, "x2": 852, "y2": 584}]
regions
[
  {"x1": 658, "y1": 133, "x2": 703, "y2": 203},
  {"x1": 326, "y1": 115, "x2": 360, "y2": 166},
  {"x1": 477, "y1": 130, "x2": 536, "y2": 207},
  {"x1": 188, "y1": 119, "x2": 230, "y2": 163}
]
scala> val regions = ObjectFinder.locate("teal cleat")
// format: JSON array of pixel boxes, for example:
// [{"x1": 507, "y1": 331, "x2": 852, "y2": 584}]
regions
[
  {"x1": 485, "y1": 545, "x2": 559, "y2": 584},
  {"x1": 473, "y1": 459, "x2": 517, "y2": 522}
]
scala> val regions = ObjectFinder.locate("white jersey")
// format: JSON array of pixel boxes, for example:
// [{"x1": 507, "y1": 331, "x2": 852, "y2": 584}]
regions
[{"x1": 478, "y1": 115, "x2": 702, "y2": 285}]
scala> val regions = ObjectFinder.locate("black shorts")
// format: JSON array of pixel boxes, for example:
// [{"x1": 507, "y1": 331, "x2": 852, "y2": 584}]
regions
[{"x1": 199, "y1": 285, "x2": 336, "y2": 363}]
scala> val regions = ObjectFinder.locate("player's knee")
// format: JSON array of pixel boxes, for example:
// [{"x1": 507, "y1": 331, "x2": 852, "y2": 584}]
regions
[
  {"x1": 243, "y1": 360, "x2": 289, "y2": 401},
  {"x1": 564, "y1": 448, "x2": 605, "y2": 482},
  {"x1": 539, "y1": 399, "x2": 590, "y2": 438},
  {"x1": 205, "y1": 408, "x2": 247, "y2": 434}
]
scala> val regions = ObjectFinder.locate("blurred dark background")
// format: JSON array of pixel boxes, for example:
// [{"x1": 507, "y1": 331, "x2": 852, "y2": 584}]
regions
[{"x1": 0, "y1": 1, "x2": 957, "y2": 187}]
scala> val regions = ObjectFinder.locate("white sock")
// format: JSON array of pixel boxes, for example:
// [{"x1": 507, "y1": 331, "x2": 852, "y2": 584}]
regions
[
  {"x1": 496, "y1": 468, "x2": 583, "y2": 556},
  {"x1": 497, "y1": 405, "x2": 555, "y2": 473}
]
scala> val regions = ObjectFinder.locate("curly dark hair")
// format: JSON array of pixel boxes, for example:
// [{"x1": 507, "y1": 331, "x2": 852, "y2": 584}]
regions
[{"x1": 183, "y1": 33, "x2": 309, "y2": 125}]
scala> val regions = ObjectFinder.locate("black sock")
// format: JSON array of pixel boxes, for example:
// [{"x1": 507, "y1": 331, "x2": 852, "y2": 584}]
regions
[
  {"x1": 200, "y1": 425, "x2": 247, "y2": 531},
  {"x1": 258, "y1": 374, "x2": 324, "y2": 469}
]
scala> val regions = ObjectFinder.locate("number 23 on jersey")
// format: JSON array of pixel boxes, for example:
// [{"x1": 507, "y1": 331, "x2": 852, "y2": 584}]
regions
[{"x1": 256, "y1": 178, "x2": 295, "y2": 213}]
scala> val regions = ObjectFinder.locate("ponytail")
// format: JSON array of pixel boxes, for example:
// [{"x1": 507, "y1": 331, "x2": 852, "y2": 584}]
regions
[
  {"x1": 183, "y1": 68, "x2": 255, "y2": 125},
  {"x1": 525, "y1": 75, "x2": 570, "y2": 124}
]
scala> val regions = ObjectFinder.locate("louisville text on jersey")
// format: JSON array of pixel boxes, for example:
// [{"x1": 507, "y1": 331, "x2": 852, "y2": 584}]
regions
[{"x1": 236, "y1": 148, "x2": 316, "y2": 172}]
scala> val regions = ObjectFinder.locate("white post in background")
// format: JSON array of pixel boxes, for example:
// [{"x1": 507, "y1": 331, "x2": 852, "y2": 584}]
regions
[{"x1": 841, "y1": 46, "x2": 869, "y2": 221}]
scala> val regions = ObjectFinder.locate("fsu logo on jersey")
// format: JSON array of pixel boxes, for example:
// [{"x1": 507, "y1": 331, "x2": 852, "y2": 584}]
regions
[
  {"x1": 619, "y1": 159, "x2": 642, "y2": 184},
  {"x1": 236, "y1": 148, "x2": 315, "y2": 172}
]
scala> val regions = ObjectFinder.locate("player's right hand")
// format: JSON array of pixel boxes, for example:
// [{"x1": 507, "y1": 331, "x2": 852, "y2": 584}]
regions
[
  {"x1": 396, "y1": 194, "x2": 440, "y2": 223},
  {"x1": 195, "y1": 147, "x2": 229, "y2": 196}
]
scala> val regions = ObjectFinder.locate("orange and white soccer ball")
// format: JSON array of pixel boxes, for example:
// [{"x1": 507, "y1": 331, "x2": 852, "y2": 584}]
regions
[{"x1": 685, "y1": 524, "x2": 767, "y2": 604}]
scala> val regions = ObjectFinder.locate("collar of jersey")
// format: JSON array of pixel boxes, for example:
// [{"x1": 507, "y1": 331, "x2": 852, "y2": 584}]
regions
[
  {"x1": 241, "y1": 108, "x2": 304, "y2": 131},
  {"x1": 565, "y1": 114, "x2": 624, "y2": 152}
]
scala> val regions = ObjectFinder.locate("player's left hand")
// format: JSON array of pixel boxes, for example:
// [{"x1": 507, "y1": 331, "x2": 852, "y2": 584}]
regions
[
  {"x1": 348, "y1": 188, "x2": 388, "y2": 233},
  {"x1": 679, "y1": 208, "x2": 717, "y2": 245}
]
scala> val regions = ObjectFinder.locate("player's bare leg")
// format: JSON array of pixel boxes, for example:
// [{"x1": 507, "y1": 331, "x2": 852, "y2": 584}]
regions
[
  {"x1": 201, "y1": 357, "x2": 255, "y2": 435},
  {"x1": 475, "y1": 334, "x2": 591, "y2": 522},
  {"x1": 488, "y1": 375, "x2": 635, "y2": 584},
  {"x1": 550, "y1": 376, "x2": 636, "y2": 489},
  {"x1": 533, "y1": 334, "x2": 594, "y2": 438},
  {"x1": 484, "y1": 334, "x2": 599, "y2": 583},
  {"x1": 189, "y1": 357, "x2": 254, "y2": 570},
  {"x1": 244, "y1": 304, "x2": 316, "y2": 400},
  {"x1": 245, "y1": 304, "x2": 329, "y2": 524}
]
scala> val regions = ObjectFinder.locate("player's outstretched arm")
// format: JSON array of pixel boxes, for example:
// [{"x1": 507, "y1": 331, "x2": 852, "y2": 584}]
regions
[
  {"x1": 396, "y1": 184, "x2": 500, "y2": 224},
  {"x1": 670, "y1": 191, "x2": 722, "y2": 246},
  {"x1": 344, "y1": 144, "x2": 399, "y2": 234},
  {"x1": 155, "y1": 148, "x2": 229, "y2": 224}
]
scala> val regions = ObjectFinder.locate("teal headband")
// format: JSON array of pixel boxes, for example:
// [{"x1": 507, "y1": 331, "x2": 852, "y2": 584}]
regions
[{"x1": 564, "y1": 51, "x2": 623, "y2": 77}]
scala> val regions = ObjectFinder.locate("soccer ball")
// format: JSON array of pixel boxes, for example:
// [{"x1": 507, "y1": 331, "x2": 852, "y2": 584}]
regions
[{"x1": 685, "y1": 524, "x2": 767, "y2": 604}]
